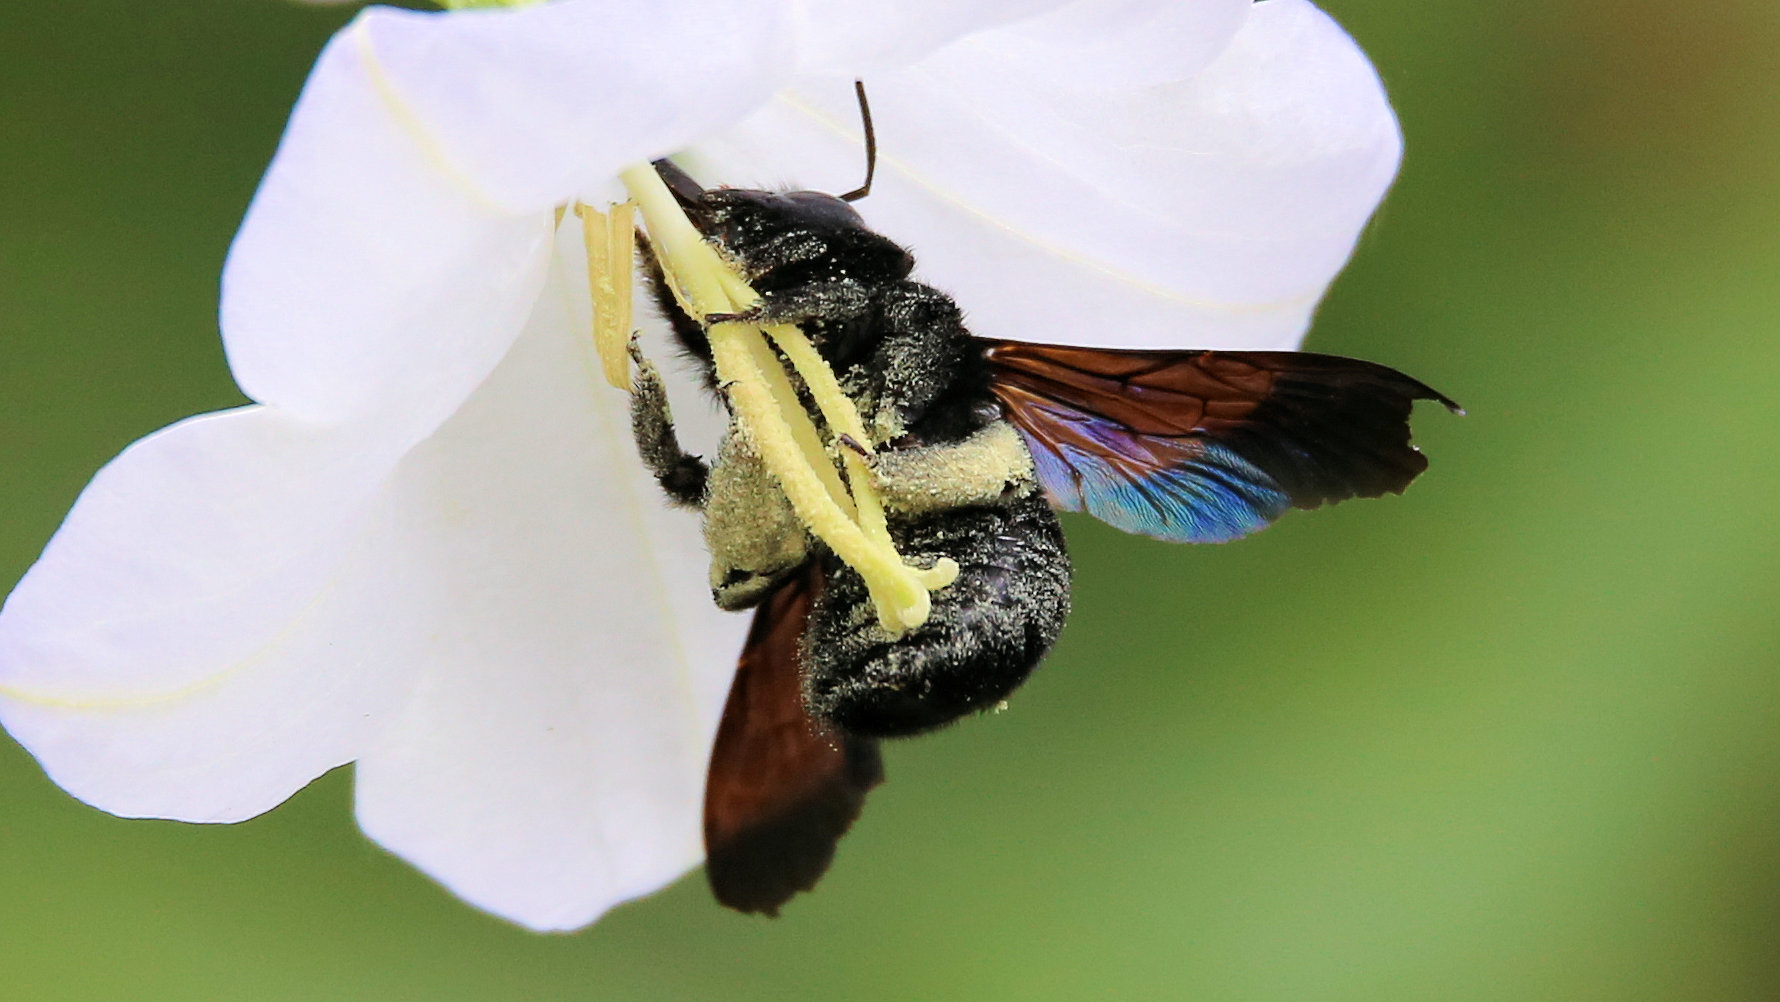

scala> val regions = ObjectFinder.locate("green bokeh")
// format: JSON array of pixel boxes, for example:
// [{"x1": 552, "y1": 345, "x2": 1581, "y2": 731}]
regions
[{"x1": 2, "y1": 1, "x2": 1777, "y2": 999}]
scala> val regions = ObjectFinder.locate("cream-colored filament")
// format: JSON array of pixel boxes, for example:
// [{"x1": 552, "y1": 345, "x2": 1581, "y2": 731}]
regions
[{"x1": 581, "y1": 165, "x2": 956, "y2": 633}]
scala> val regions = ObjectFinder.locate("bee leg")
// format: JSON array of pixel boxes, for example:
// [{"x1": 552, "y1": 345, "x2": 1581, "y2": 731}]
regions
[
  {"x1": 627, "y1": 338, "x2": 709, "y2": 508},
  {"x1": 702, "y1": 434, "x2": 812, "y2": 611},
  {"x1": 866, "y1": 283, "x2": 972, "y2": 435},
  {"x1": 705, "y1": 282, "x2": 874, "y2": 328},
  {"x1": 859, "y1": 422, "x2": 1037, "y2": 516}
]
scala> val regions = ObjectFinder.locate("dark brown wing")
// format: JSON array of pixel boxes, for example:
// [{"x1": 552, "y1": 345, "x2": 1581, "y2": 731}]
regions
[
  {"x1": 983, "y1": 339, "x2": 1460, "y2": 543},
  {"x1": 703, "y1": 567, "x2": 883, "y2": 915}
]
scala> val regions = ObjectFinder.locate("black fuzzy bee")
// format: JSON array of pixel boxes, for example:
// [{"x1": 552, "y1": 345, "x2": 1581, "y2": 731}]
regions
[{"x1": 627, "y1": 149, "x2": 1458, "y2": 915}]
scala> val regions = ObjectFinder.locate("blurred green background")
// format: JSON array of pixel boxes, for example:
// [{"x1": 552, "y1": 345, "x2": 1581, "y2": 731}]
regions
[{"x1": 3, "y1": 0, "x2": 1778, "y2": 999}]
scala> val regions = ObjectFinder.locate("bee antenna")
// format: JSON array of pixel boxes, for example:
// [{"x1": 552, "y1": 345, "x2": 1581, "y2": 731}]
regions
[{"x1": 838, "y1": 79, "x2": 877, "y2": 203}]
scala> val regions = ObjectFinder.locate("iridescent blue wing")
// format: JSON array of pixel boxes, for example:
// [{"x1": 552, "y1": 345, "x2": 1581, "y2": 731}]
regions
[{"x1": 982, "y1": 340, "x2": 1460, "y2": 544}]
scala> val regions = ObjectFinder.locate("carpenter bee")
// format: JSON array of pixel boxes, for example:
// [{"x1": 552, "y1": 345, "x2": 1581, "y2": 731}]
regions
[{"x1": 623, "y1": 94, "x2": 1459, "y2": 916}]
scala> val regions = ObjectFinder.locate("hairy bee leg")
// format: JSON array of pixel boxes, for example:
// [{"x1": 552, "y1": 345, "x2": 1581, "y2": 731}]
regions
[
  {"x1": 702, "y1": 433, "x2": 813, "y2": 611},
  {"x1": 865, "y1": 283, "x2": 975, "y2": 439},
  {"x1": 705, "y1": 281, "x2": 874, "y2": 327},
  {"x1": 861, "y1": 422, "x2": 1037, "y2": 515},
  {"x1": 627, "y1": 339, "x2": 709, "y2": 508}
]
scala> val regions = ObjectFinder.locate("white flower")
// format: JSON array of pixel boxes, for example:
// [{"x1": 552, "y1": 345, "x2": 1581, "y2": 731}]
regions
[{"x1": 0, "y1": 0, "x2": 1400, "y2": 930}]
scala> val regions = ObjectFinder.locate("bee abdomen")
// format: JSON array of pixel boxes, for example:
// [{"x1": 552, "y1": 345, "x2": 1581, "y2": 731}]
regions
[{"x1": 804, "y1": 493, "x2": 1071, "y2": 738}]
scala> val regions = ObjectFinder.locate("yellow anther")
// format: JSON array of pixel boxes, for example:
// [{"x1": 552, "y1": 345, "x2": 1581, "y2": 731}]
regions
[{"x1": 576, "y1": 200, "x2": 636, "y2": 391}]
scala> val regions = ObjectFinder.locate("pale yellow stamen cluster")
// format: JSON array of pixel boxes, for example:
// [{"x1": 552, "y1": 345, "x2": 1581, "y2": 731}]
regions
[
  {"x1": 575, "y1": 165, "x2": 956, "y2": 633},
  {"x1": 576, "y1": 200, "x2": 636, "y2": 392}
]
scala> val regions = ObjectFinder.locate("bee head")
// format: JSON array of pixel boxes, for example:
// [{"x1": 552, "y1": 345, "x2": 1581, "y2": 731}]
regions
[
  {"x1": 695, "y1": 188, "x2": 868, "y2": 247},
  {"x1": 654, "y1": 160, "x2": 915, "y2": 291}
]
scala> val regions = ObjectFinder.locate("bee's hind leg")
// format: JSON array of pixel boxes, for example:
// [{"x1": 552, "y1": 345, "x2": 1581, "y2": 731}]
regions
[
  {"x1": 628, "y1": 338, "x2": 709, "y2": 508},
  {"x1": 845, "y1": 421, "x2": 1037, "y2": 516}
]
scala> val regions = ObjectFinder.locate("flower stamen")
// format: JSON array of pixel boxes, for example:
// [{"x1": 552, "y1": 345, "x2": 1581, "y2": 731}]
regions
[
  {"x1": 614, "y1": 164, "x2": 955, "y2": 633},
  {"x1": 575, "y1": 201, "x2": 636, "y2": 391},
  {"x1": 737, "y1": 318, "x2": 856, "y2": 518},
  {"x1": 761, "y1": 321, "x2": 957, "y2": 592}
]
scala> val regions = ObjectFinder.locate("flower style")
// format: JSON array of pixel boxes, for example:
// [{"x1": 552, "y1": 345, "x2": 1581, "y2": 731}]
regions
[{"x1": 0, "y1": 0, "x2": 1401, "y2": 930}]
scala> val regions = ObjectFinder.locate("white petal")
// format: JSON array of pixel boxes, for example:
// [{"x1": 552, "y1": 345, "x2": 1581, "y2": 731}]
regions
[
  {"x1": 950, "y1": 0, "x2": 1254, "y2": 91},
  {"x1": 353, "y1": 0, "x2": 797, "y2": 210},
  {"x1": 697, "y1": 0, "x2": 1398, "y2": 352},
  {"x1": 354, "y1": 227, "x2": 748, "y2": 932},
  {"x1": 221, "y1": 18, "x2": 554, "y2": 435},
  {"x1": 223, "y1": 0, "x2": 798, "y2": 433},
  {"x1": 0, "y1": 410, "x2": 420, "y2": 821},
  {"x1": 789, "y1": 0, "x2": 1077, "y2": 75}
]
